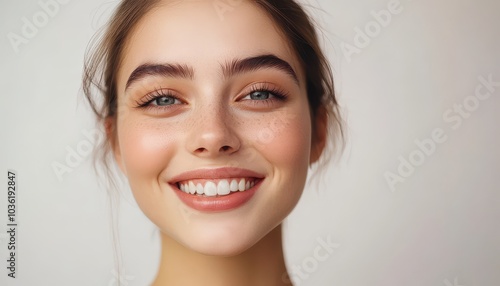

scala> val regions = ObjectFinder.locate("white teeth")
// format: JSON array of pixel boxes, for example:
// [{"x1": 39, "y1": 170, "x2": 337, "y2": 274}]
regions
[
  {"x1": 238, "y1": 179, "x2": 246, "y2": 191},
  {"x1": 178, "y1": 178, "x2": 257, "y2": 196},
  {"x1": 188, "y1": 181, "x2": 196, "y2": 194},
  {"x1": 217, "y1": 180, "x2": 230, "y2": 195},
  {"x1": 204, "y1": 181, "x2": 217, "y2": 197},
  {"x1": 196, "y1": 183, "x2": 204, "y2": 195},
  {"x1": 230, "y1": 180, "x2": 239, "y2": 192}
]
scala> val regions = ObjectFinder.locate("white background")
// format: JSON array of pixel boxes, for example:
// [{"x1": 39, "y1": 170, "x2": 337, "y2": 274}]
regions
[{"x1": 1, "y1": 0, "x2": 499, "y2": 285}]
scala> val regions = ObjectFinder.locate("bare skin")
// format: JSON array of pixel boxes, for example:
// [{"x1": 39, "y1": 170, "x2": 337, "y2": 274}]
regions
[
  {"x1": 153, "y1": 226, "x2": 292, "y2": 286},
  {"x1": 110, "y1": 1, "x2": 326, "y2": 285}
]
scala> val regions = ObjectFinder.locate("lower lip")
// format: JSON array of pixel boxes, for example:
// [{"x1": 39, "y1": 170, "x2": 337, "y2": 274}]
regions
[{"x1": 171, "y1": 180, "x2": 262, "y2": 212}]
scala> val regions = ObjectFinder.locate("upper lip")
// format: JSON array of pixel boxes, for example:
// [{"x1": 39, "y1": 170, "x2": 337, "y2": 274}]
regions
[{"x1": 168, "y1": 167, "x2": 265, "y2": 184}]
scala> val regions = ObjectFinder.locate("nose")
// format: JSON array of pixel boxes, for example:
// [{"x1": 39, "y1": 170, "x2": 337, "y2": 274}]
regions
[{"x1": 186, "y1": 102, "x2": 241, "y2": 158}]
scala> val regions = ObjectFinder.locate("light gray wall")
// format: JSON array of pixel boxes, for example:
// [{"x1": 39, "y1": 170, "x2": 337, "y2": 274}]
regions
[{"x1": 1, "y1": 0, "x2": 499, "y2": 285}]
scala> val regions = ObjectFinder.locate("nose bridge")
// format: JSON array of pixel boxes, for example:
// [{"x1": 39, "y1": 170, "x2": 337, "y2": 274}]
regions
[
  {"x1": 187, "y1": 95, "x2": 240, "y2": 156},
  {"x1": 198, "y1": 100, "x2": 228, "y2": 131}
]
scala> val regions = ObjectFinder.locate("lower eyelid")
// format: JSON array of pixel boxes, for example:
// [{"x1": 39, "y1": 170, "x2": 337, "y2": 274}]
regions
[{"x1": 140, "y1": 103, "x2": 185, "y2": 115}]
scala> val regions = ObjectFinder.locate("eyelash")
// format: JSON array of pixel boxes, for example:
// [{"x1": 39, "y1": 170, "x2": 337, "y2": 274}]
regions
[
  {"x1": 134, "y1": 88, "x2": 181, "y2": 109},
  {"x1": 244, "y1": 83, "x2": 289, "y2": 104},
  {"x1": 134, "y1": 83, "x2": 289, "y2": 110}
]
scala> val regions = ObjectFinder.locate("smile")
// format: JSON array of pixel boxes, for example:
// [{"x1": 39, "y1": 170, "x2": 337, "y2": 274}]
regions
[
  {"x1": 169, "y1": 167, "x2": 265, "y2": 212},
  {"x1": 177, "y1": 178, "x2": 258, "y2": 196}
]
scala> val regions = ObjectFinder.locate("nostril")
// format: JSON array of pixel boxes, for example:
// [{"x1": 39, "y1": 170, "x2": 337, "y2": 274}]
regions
[
  {"x1": 194, "y1": 146, "x2": 232, "y2": 154},
  {"x1": 194, "y1": 147, "x2": 207, "y2": 153},
  {"x1": 220, "y1": 145, "x2": 231, "y2": 152}
]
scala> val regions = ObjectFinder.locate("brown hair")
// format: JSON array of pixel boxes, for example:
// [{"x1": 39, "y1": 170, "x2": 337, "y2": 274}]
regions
[{"x1": 83, "y1": 0, "x2": 344, "y2": 183}]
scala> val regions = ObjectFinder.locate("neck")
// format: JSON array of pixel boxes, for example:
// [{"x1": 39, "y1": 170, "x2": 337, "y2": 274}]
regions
[{"x1": 152, "y1": 225, "x2": 293, "y2": 286}]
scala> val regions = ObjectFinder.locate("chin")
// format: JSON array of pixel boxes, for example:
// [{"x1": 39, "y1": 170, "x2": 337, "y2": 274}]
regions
[
  {"x1": 179, "y1": 225, "x2": 263, "y2": 257},
  {"x1": 192, "y1": 241, "x2": 253, "y2": 257},
  {"x1": 185, "y1": 235, "x2": 258, "y2": 257}
]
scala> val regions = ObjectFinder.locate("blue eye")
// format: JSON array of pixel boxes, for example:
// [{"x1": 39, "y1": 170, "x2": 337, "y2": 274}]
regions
[
  {"x1": 153, "y1": 96, "x2": 180, "y2": 106},
  {"x1": 242, "y1": 82, "x2": 289, "y2": 103},
  {"x1": 249, "y1": 90, "x2": 271, "y2": 100},
  {"x1": 135, "y1": 89, "x2": 183, "y2": 109}
]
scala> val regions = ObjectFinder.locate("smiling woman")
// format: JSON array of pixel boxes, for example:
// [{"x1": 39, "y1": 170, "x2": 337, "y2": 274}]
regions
[{"x1": 82, "y1": 0, "x2": 343, "y2": 285}]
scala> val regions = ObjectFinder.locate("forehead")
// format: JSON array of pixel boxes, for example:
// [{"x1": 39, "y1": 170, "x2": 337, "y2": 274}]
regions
[{"x1": 117, "y1": 0, "x2": 304, "y2": 91}]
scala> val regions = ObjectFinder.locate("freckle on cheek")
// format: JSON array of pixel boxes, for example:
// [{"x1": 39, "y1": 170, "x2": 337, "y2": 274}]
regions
[{"x1": 255, "y1": 113, "x2": 310, "y2": 164}]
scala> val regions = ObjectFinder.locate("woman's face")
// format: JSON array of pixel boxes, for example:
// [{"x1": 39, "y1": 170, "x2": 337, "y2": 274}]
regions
[{"x1": 113, "y1": 0, "x2": 318, "y2": 256}]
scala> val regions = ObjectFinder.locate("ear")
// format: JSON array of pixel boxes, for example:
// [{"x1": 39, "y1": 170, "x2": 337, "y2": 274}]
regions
[
  {"x1": 105, "y1": 116, "x2": 126, "y2": 175},
  {"x1": 309, "y1": 107, "x2": 328, "y2": 165}
]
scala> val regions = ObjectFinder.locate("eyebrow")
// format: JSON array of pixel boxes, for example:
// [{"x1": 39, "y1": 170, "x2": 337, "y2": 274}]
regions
[
  {"x1": 125, "y1": 63, "x2": 194, "y2": 89},
  {"x1": 125, "y1": 54, "x2": 299, "y2": 90},
  {"x1": 221, "y1": 54, "x2": 299, "y2": 85}
]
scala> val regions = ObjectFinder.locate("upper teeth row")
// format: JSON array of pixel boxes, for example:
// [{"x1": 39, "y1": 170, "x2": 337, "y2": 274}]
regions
[{"x1": 178, "y1": 178, "x2": 255, "y2": 196}]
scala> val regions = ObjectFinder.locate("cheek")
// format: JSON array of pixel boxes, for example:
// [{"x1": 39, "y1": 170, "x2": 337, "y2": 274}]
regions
[
  {"x1": 253, "y1": 110, "x2": 312, "y2": 171},
  {"x1": 116, "y1": 118, "x2": 179, "y2": 184},
  {"x1": 115, "y1": 117, "x2": 186, "y2": 226},
  {"x1": 247, "y1": 108, "x2": 312, "y2": 230}
]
